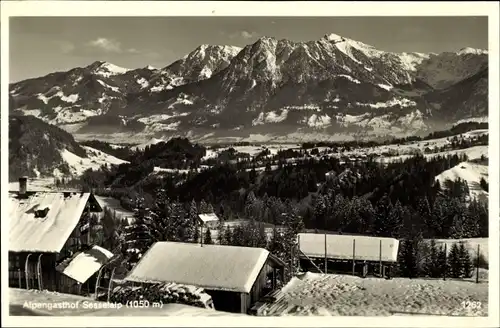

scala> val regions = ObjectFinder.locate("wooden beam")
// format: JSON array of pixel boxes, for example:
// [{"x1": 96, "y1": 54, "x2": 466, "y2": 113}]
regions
[{"x1": 297, "y1": 249, "x2": 323, "y2": 274}]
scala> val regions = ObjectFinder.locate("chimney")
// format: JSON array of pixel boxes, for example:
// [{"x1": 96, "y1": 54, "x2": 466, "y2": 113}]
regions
[{"x1": 19, "y1": 176, "x2": 28, "y2": 196}]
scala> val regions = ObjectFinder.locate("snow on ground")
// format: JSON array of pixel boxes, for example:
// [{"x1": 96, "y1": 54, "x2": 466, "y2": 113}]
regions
[
  {"x1": 97, "y1": 79, "x2": 120, "y2": 92},
  {"x1": 136, "y1": 77, "x2": 149, "y2": 89},
  {"x1": 151, "y1": 166, "x2": 190, "y2": 175},
  {"x1": 362, "y1": 129, "x2": 488, "y2": 157},
  {"x1": 337, "y1": 75, "x2": 361, "y2": 84},
  {"x1": 374, "y1": 146, "x2": 488, "y2": 164},
  {"x1": 435, "y1": 162, "x2": 488, "y2": 202},
  {"x1": 60, "y1": 146, "x2": 128, "y2": 176},
  {"x1": 252, "y1": 110, "x2": 290, "y2": 126},
  {"x1": 203, "y1": 144, "x2": 301, "y2": 161},
  {"x1": 132, "y1": 137, "x2": 165, "y2": 151},
  {"x1": 258, "y1": 272, "x2": 487, "y2": 316},
  {"x1": 355, "y1": 98, "x2": 416, "y2": 109},
  {"x1": 9, "y1": 289, "x2": 244, "y2": 317},
  {"x1": 454, "y1": 117, "x2": 488, "y2": 125}
]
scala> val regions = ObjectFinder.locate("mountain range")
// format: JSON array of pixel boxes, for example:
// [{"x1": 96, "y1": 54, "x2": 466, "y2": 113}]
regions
[{"x1": 9, "y1": 33, "x2": 488, "y2": 144}]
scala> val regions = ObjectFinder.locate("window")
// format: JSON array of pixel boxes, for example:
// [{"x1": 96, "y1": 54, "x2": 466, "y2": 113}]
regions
[{"x1": 35, "y1": 207, "x2": 50, "y2": 218}]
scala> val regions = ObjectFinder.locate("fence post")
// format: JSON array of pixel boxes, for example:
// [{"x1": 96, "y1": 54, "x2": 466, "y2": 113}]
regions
[
  {"x1": 443, "y1": 243, "x2": 447, "y2": 281},
  {"x1": 379, "y1": 239, "x2": 382, "y2": 277},
  {"x1": 200, "y1": 223, "x2": 204, "y2": 247},
  {"x1": 297, "y1": 234, "x2": 301, "y2": 272},
  {"x1": 324, "y1": 233, "x2": 328, "y2": 274},
  {"x1": 352, "y1": 239, "x2": 356, "y2": 276},
  {"x1": 476, "y1": 244, "x2": 480, "y2": 284}
]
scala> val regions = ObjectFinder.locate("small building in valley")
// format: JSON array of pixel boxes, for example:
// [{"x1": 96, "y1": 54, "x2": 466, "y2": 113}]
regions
[
  {"x1": 8, "y1": 177, "x2": 112, "y2": 295},
  {"x1": 124, "y1": 241, "x2": 286, "y2": 314},
  {"x1": 197, "y1": 213, "x2": 220, "y2": 229},
  {"x1": 297, "y1": 233, "x2": 400, "y2": 278}
]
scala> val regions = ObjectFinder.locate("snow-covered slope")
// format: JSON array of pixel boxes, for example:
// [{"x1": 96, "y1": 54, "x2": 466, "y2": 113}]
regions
[
  {"x1": 131, "y1": 137, "x2": 165, "y2": 151},
  {"x1": 9, "y1": 115, "x2": 128, "y2": 180},
  {"x1": 59, "y1": 146, "x2": 128, "y2": 176},
  {"x1": 147, "y1": 44, "x2": 242, "y2": 93},
  {"x1": 435, "y1": 161, "x2": 488, "y2": 202}
]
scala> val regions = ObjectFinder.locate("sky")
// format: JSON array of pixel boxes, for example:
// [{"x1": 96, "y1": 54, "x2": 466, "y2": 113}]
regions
[{"x1": 9, "y1": 16, "x2": 488, "y2": 83}]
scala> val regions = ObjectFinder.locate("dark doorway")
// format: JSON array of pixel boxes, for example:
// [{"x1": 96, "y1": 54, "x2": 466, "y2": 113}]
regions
[{"x1": 205, "y1": 290, "x2": 242, "y2": 313}]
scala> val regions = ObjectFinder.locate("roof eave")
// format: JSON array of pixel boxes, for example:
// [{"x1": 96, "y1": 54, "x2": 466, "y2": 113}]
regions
[{"x1": 9, "y1": 249, "x2": 61, "y2": 254}]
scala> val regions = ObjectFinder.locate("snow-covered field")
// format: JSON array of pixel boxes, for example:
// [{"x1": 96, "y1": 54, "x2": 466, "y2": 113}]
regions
[
  {"x1": 202, "y1": 144, "x2": 300, "y2": 160},
  {"x1": 9, "y1": 289, "x2": 243, "y2": 317},
  {"x1": 8, "y1": 146, "x2": 128, "y2": 191},
  {"x1": 374, "y1": 146, "x2": 488, "y2": 164},
  {"x1": 59, "y1": 146, "x2": 128, "y2": 176},
  {"x1": 435, "y1": 161, "x2": 488, "y2": 202},
  {"x1": 200, "y1": 129, "x2": 487, "y2": 163},
  {"x1": 256, "y1": 272, "x2": 488, "y2": 316}
]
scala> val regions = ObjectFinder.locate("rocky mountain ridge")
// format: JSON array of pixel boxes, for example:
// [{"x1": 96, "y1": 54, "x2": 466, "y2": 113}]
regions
[{"x1": 10, "y1": 33, "x2": 488, "y2": 144}]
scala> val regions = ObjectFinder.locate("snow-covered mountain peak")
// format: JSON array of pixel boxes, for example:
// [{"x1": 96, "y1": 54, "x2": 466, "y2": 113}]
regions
[
  {"x1": 187, "y1": 44, "x2": 243, "y2": 59},
  {"x1": 457, "y1": 47, "x2": 488, "y2": 55},
  {"x1": 324, "y1": 33, "x2": 346, "y2": 42},
  {"x1": 254, "y1": 36, "x2": 279, "y2": 48},
  {"x1": 322, "y1": 33, "x2": 386, "y2": 60},
  {"x1": 89, "y1": 61, "x2": 131, "y2": 78}
]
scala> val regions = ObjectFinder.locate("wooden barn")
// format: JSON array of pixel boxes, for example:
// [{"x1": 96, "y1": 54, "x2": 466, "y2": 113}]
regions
[
  {"x1": 124, "y1": 242, "x2": 286, "y2": 314},
  {"x1": 297, "y1": 233, "x2": 400, "y2": 278},
  {"x1": 8, "y1": 177, "x2": 113, "y2": 295}
]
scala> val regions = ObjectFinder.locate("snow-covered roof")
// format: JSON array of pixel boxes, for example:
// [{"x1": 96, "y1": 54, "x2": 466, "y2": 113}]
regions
[
  {"x1": 198, "y1": 213, "x2": 219, "y2": 224},
  {"x1": 298, "y1": 233, "x2": 400, "y2": 263},
  {"x1": 8, "y1": 192, "x2": 102, "y2": 253},
  {"x1": 56, "y1": 245, "x2": 114, "y2": 284},
  {"x1": 125, "y1": 242, "x2": 275, "y2": 293}
]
